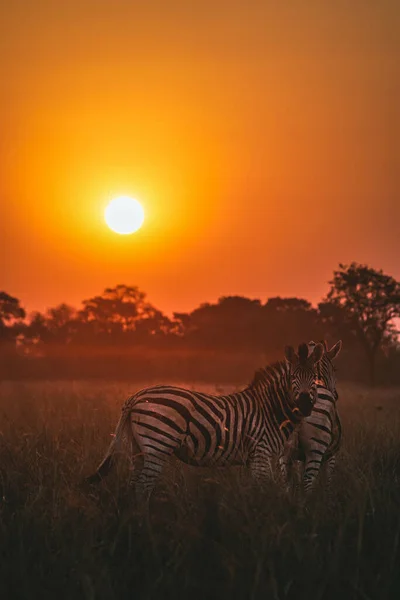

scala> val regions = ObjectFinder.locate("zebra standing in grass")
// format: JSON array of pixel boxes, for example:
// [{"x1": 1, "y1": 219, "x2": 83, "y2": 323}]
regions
[
  {"x1": 86, "y1": 342, "x2": 324, "y2": 502},
  {"x1": 279, "y1": 340, "x2": 342, "y2": 495}
]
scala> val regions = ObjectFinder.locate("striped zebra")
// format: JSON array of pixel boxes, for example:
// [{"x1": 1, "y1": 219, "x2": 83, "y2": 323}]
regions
[
  {"x1": 86, "y1": 342, "x2": 324, "y2": 502},
  {"x1": 279, "y1": 340, "x2": 342, "y2": 495}
]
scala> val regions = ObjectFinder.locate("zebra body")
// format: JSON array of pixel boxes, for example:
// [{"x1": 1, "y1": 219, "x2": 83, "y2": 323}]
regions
[
  {"x1": 86, "y1": 343, "x2": 324, "y2": 501},
  {"x1": 279, "y1": 340, "x2": 342, "y2": 494},
  {"x1": 280, "y1": 383, "x2": 341, "y2": 493}
]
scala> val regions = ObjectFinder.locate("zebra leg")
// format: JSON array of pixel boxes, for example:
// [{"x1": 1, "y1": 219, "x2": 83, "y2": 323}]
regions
[
  {"x1": 302, "y1": 452, "x2": 324, "y2": 495},
  {"x1": 324, "y1": 455, "x2": 336, "y2": 505},
  {"x1": 292, "y1": 461, "x2": 305, "y2": 501},
  {"x1": 279, "y1": 436, "x2": 300, "y2": 493},
  {"x1": 128, "y1": 453, "x2": 144, "y2": 489},
  {"x1": 249, "y1": 448, "x2": 272, "y2": 485},
  {"x1": 133, "y1": 450, "x2": 170, "y2": 506},
  {"x1": 278, "y1": 454, "x2": 291, "y2": 492}
]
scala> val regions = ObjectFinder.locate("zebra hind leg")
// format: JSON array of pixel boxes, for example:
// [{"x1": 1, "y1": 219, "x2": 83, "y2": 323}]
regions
[
  {"x1": 128, "y1": 452, "x2": 144, "y2": 489},
  {"x1": 132, "y1": 451, "x2": 170, "y2": 508}
]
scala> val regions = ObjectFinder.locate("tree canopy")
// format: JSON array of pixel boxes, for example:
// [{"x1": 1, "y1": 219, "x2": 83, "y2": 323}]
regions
[
  {"x1": 0, "y1": 292, "x2": 26, "y2": 343},
  {"x1": 1, "y1": 264, "x2": 399, "y2": 385},
  {"x1": 322, "y1": 263, "x2": 400, "y2": 385}
]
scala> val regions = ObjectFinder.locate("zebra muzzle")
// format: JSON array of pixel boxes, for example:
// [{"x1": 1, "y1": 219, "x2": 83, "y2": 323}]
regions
[{"x1": 297, "y1": 393, "x2": 314, "y2": 416}]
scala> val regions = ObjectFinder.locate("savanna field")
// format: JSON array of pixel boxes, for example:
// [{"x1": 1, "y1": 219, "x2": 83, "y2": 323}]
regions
[{"x1": 1, "y1": 379, "x2": 400, "y2": 600}]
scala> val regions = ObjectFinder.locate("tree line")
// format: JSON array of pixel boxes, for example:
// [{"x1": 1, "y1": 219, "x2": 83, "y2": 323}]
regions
[{"x1": 1, "y1": 263, "x2": 399, "y2": 386}]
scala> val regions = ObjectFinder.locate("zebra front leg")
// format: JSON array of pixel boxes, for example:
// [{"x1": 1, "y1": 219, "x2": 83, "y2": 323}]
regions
[
  {"x1": 278, "y1": 454, "x2": 291, "y2": 492},
  {"x1": 249, "y1": 448, "x2": 272, "y2": 486},
  {"x1": 302, "y1": 451, "x2": 324, "y2": 495},
  {"x1": 279, "y1": 430, "x2": 300, "y2": 493}
]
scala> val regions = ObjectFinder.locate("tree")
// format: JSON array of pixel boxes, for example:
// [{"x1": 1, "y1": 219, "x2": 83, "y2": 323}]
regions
[
  {"x1": 262, "y1": 297, "x2": 321, "y2": 354},
  {"x1": 264, "y1": 297, "x2": 313, "y2": 312},
  {"x1": 0, "y1": 291, "x2": 26, "y2": 343},
  {"x1": 133, "y1": 308, "x2": 173, "y2": 341},
  {"x1": 174, "y1": 296, "x2": 263, "y2": 349},
  {"x1": 24, "y1": 304, "x2": 79, "y2": 346},
  {"x1": 174, "y1": 295, "x2": 322, "y2": 354},
  {"x1": 79, "y1": 285, "x2": 170, "y2": 342},
  {"x1": 323, "y1": 263, "x2": 400, "y2": 386},
  {"x1": 318, "y1": 301, "x2": 358, "y2": 346}
]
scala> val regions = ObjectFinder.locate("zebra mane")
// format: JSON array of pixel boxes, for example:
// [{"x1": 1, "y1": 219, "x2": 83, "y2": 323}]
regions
[
  {"x1": 249, "y1": 360, "x2": 288, "y2": 389},
  {"x1": 252, "y1": 341, "x2": 316, "y2": 388}
]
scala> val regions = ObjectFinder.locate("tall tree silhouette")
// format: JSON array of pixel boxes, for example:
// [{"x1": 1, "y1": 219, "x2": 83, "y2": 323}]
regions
[
  {"x1": 323, "y1": 263, "x2": 400, "y2": 386},
  {"x1": 0, "y1": 292, "x2": 25, "y2": 343}
]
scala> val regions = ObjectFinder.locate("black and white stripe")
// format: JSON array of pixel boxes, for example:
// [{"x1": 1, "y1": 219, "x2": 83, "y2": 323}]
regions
[
  {"x1": 86, "y1": 343, "x2": 324, "y2": 501},
  {"x1": 279, "y1": 340, "x2": 342, "y2": 495}
]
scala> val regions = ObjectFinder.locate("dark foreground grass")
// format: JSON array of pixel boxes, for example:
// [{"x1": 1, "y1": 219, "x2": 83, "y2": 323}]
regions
[{"x1": 1, "y1": 380, "x2": 400, "y2": 600}]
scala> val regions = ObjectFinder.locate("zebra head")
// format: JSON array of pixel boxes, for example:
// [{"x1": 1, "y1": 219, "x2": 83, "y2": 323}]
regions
[
  {"x1": 284, "y1": 342, "x2": 324, "y2": 417},
  {"x1": 307, "y1": 339, "x2": 342, "y2": 399}
]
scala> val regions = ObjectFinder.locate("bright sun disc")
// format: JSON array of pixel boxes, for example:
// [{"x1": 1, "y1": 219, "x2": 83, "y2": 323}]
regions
[{"x1": 104, "y1": 196, "x2": 145, "y2": 234}]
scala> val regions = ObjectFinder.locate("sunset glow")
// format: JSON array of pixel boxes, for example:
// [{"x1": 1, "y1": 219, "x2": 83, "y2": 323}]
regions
[
  {"x1": 104, "y1": 197, "x2": 145, "y2": 235},
  {"x1": 1, "y1": 1, "x2": 398, "y2": 315}
]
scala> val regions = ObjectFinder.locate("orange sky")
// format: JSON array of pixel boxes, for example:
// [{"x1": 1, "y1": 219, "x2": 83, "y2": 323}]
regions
[{"x1": 1, "y1": 1, "x2": 399, "y2": 317}]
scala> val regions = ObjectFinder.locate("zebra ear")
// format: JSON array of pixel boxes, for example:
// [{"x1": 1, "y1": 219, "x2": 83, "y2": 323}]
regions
[
  {"x1": 310, "y1": 342, "x2": 324, "y2": 364},
  {"x1": 284, "y1": 345, "x2": 297, "y2": 365},
  {"x1": 298, "y1": 343, "x2": 309, "y2": 362},
  {"x1": 307, "y1": 340, "x2": 316, "y2": 356},
  {"x1": 327, "y1": 340, "x2": 342, "y2": 360}
]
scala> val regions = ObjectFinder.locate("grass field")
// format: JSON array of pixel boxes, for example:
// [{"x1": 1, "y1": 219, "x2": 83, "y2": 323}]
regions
[{"x1": 1, "y1": 379, "x2": 400, "y2": 600}]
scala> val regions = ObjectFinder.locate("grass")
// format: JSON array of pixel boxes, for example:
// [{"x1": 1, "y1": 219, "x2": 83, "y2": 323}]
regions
[{"x1": 0, "y1": 379, "x2": 400, "y2": 600}]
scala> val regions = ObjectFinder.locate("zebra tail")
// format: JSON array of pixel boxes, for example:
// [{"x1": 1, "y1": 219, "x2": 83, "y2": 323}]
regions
[{"x1": 85, "y1": 408, "x2": 132, "y2": 484}]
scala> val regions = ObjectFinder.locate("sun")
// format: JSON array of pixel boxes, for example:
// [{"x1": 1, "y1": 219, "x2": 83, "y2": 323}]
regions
[{"x1": 104, "y1": 196, "x2": 145, "y2": 234}]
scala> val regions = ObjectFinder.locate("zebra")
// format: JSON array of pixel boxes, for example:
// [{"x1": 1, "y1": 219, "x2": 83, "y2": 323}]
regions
[
  {"x1": 278, "y1": 340, "x2": 342, "y2": 496},
  {"x1": 85, "y1": 342, "x2": 324, "y2": 503}
]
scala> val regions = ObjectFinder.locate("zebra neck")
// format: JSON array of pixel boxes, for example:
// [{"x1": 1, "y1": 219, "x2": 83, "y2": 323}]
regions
[
  {"x1": 279, "y1": 420, "x2": 299, "y2": 440},
  {"x1": 277, "y1": 406, "x2": 303, "y2": 436},
  {"x1": 250, "y1": 377, "x2": 303, "y2": 431},
  {"x1": 316, "y1": 362, "x2": 337, "y2": 398},
  {"x1": 315, "y1": 385, "x2": 336, "y2": 406}
]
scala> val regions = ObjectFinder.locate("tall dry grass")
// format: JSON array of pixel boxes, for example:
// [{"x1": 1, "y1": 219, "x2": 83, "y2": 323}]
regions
[{"x1": 0, "y1": 380, "x2": 399, "y2": 599}]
